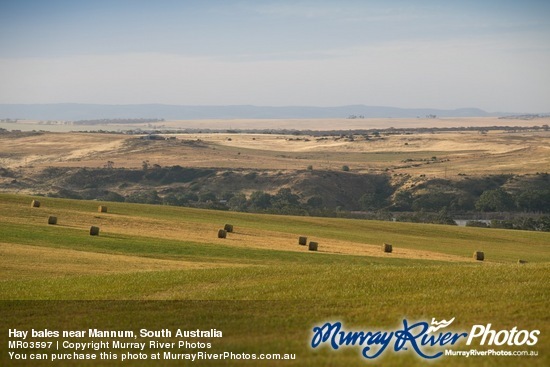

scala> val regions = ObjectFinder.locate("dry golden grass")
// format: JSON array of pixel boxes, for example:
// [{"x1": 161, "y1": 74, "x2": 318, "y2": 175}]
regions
[
  {"x1": 0, "y1": 132, "x2": 125, "y2": 167},
  {"x1": 0, "y1": 242, "x2": 230, "y2": 280},
  {"x1": 1, "y1": 118, "x2": 548, "y2": 177}
]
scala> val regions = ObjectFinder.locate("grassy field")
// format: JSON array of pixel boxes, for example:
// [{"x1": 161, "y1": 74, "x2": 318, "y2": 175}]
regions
[
  {"x1": 1, "y1": 193, "x2": 549, "y2": 366},
  {"x1": 1, "y1": 125, "x2": 549, "y2": 176}
]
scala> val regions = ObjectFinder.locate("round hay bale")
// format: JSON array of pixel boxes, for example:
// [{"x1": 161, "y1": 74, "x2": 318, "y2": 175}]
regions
[
  {"x1": 218, "y1": 229, "x2": 227, "y2": 239},
  {"x1": 48, "y1": 216, "x2": 57, "y2": 225},
  {"x1": 308, "y1": 241, "x2": 318, "y2": 251},
  {"x1": 298, "y1": 236, "x2": 307, "y2": 246},
  {"x1": 90, "y1": 226, "x2": 100, "y2": 236},
  {"x1": 382, "y1": 243, "x2": 392, "y2": 253},
  {"x1": 98, "y1": 205, "x2": 108, "y2": 213},
  {"x1": 518, "y1": 259, "x2": 528, "y2": 264},
  {"x1": 473, "y1": 251, "x2": 484, "y2": 261},
  {"x1": 224, "y1": 224, "x2": 234, "y2": 233},
  {"x1": 31, "y1": 200, "x2": 41, "y2": 208}
]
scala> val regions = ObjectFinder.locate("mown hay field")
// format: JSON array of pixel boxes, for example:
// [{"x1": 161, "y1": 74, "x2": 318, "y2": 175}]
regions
[{"x1": 0, "y1": 193, "x2": 549, "y2": 366}]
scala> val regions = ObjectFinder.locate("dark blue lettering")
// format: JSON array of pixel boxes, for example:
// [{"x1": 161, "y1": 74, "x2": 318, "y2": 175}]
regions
[{"x1": 395, "y1": 320, "x2": 442, "y2": 359}]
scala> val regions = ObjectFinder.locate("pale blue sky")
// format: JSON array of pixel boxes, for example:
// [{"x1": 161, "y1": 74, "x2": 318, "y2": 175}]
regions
[{"x1": 1, "y1": 0, "x2": 549, "y2": 112}]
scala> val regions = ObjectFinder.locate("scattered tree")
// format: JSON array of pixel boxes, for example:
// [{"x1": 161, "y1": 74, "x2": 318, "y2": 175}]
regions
[{"x1": 475, "y1": 188, "x2": 515, "y2": 212}]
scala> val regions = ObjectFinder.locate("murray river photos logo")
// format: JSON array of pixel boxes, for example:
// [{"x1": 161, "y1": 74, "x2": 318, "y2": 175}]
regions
[{"x1": 310, "y1": 318, "x2": 540, "y2": 360}]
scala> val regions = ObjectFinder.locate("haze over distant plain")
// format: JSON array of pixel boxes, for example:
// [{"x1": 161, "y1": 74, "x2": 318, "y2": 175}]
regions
[{"x1": 0, "y1": 0, "x2": 549, "y2": 113}]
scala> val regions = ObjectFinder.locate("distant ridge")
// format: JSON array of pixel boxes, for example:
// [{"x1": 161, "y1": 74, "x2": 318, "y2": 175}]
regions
[{"x1": 0, "y1": 103, "x2": 494, "y2": 120}]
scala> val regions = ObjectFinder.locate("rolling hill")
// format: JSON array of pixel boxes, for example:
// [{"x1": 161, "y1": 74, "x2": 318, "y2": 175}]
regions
[{"x1": 0, "y1": 193, "x2": 548, "y2": 366}]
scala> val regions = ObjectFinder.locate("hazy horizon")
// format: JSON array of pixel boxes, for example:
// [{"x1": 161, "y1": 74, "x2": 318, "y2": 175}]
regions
[{"x1": 1, "y1": 0, "x2": 549, "y2": 113}]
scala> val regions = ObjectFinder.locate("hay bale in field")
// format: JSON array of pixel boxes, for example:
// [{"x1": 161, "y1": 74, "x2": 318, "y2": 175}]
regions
[
  {"x1": 473, "y1": 251, "x2": 484, "y2": 261},
  {"x1": 31, "y1": 200, "x2": 40, "y2": 208},
  {"x1": 218, "y1": 229, "x2": 227, "y2": 239},
  {"x1": 90, "y1": 226, "x2": 100, "y2": 236},
  {"x1": 518, "y1": 259, "x2": 528, "y2": 264},
  {"x1": 98, "y1": 205, "x2": 108, "y2": 213},
  {"x1": 309, "y1": 241, "x2": 318, "y2": 251},
  {"x1": 224, "y1": 224, "x2": 234, "y2": 233},
  {"x1": 382, "y1": 243, "x2": 392, "y2": 253},
  {"x1": 47, "y1": 216, "x2": 57, "y2": 225},
  {"x1": 298, "y1": 236, "x2": 307, "y2": 246}
]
